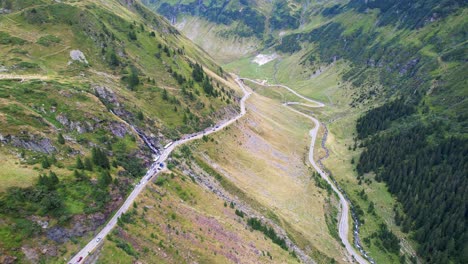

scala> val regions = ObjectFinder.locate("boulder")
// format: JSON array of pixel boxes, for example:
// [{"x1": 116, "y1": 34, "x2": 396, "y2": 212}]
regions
[
  {"x1": 69, "y1": 50, "x2": 88, "y2": 64},
  {"x1": 94, "y1": 85, "x2": 120, "y2": 107},
  {"x1": 56, "y1": 113, "x2": 69, "y2": 126}
]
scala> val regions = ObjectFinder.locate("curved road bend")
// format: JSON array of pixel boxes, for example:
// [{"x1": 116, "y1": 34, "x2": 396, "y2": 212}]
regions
[
  {"x1": 70, "y1": 76, "x2": 368, "y2": 264},
  {"x1": 240, "y1": 78, "x2": 368, "y2": 264},
  {"x1": 69, "y1": 78, "x2": 251, "y2": 264}
]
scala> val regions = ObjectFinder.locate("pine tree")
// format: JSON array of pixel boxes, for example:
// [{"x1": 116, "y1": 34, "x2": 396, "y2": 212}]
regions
[
  {"x1": 49, "y1": 171, "x2": 59, "y2": 186},
  {"x1": 50, "y1": 155, "x2": 57, "y2": 165},
  {"x1": 92, "y1": 147, "x2": 110, "y2": 169},
  {"x1": 57, "y1": 133, "x2": 65, "y2": 144},
  {"x1": 100, "y1": 150, "x2": 110, "y2": 169},
  {"x1": 128, "y1": 30, "x2": 137, "y2": 41},
  {"x1": 42, "y1": 157, "x2": 51, "y2": 169},
  {"x1": 98, "y1": 171, "x2": 112, "y2": 186},
  {"x1": 162, "y1": 89, "x2": 168, "y2": 100},
  {"x1": 38, "y1": 174, "x2": 48, "y2": 186},
  {"x1": 368, "y1": 201, "x2": 375, "y2": 214},
  {"x1": 84, "y1": 157, "x2": 93, "y2": 171},
  {"x1": 76, "y1": 156, "x2": 84, "y2": 169},
  {"x1": 357, "y1": 118, "x2": 468, "y2": 261},
  {"x1": 128, "y1": 66, "x2": 140, "y2": 90},
  {"x1": 74, "y1": 170, "x2": 85, "y2": 181},
  {"x1": 191, "y1": 63, "x2": 204, "y2": 82},
  {"x1": 136, "y1": 111, "x2": 144, "y2": 120},
  {"x1": 108, "y1": 49, "x2": 119, "y2": 68},
  {"x1": 91, "y1": 147, "x2": 98, "y2": 165},
  {"x1": 202, "y1": 78, "x2": 214, "y2": 96}
]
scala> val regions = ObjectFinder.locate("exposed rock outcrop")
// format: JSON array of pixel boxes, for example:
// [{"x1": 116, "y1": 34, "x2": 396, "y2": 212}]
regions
[
  {"x1": 109, "y1": 121, "x2": 128, "y2": 138},
  {"x1": 55, "y1": 113, "x2": 69, "y2": 126},
  {"x1": 7, "y1": 134, "x2": 56, "y2": 154},
  {"x1": 55, "y1": 114, "x2": 92, "y2": 134},
  {"x1": 0, "y1": 8, "x2": 11, "y2": 14},
  {"x1": 46, "y1": 212, "x2": 108, "y2": 243},
  {"x1": 94, "y1": 85, "x2": 120, "y2": 107}
]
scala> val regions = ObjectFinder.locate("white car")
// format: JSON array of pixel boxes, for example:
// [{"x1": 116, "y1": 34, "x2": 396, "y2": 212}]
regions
[{"x1": 96, "y1": 237, "x2": 101, "y2": 242}]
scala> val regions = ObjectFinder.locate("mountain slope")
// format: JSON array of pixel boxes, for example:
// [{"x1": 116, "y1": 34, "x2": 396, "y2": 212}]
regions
[
  {"x1": 145, "y1": 0, "x2": 468, "y2": 263},
  {"x1": 0, "y1": 0, "x2": 246, "y2": 262},
  {"x1": 1, "y1": 0, "x2": 466, "y2": 263}
]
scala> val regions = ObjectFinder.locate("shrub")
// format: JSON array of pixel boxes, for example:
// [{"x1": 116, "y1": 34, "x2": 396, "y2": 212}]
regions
[
  {"x1": 57, "y1": 133, "x2": 65, "y2": 144},
  {"x1": 0, "y1": 32, "x2": 27, "y2": 45},
  {"x1": 41, "y1": 156, "x2": 51, "y2": 169},
  {"x1": 36, "y1": 35, "x2": 61, "y2": 46},
  {"x1": 16, "y1": 61, "x2": 39, "y2": 69},
  {"x1": 247, "y1": 217, "x2": 288, "y2": 250},
  {"x1": 235, "y1": 209, "x2": 244, "y2": 218}
]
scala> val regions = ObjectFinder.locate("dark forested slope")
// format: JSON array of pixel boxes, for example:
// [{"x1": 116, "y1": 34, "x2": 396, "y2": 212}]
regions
[{"x1": 357, "y1": 109, "x2": 467, "y2": 263}]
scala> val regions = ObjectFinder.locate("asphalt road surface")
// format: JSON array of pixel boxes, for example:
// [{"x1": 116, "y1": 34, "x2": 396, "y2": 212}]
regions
[
  {"x1": 240, "y1": 78, "x2": 369, "y2": 264},
  {"x1": 68, "y1": 77, "x2": 251, "y2": 264},
  {"x1": 70, "y1": 76, "x2": 368, "y2": 264}
]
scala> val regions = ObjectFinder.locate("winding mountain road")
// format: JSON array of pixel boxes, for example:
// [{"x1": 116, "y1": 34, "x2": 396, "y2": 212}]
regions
[
  {"x1": 70, "y1": 75, "x2": 368, "y2": 264},
  {"x1": 68, "y1": 77, "x2": 252, "y2": 264},
  {"x1": 240, "y1": 78, "x2": 369, "y2": 264}
]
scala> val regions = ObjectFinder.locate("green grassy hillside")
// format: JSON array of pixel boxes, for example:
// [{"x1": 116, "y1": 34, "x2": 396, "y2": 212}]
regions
[{"x1": 0, "y1": 0, "x2": 242, "y2": 262}]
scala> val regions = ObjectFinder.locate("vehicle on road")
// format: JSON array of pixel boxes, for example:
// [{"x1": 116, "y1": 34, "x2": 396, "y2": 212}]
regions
[
  {"x1": 164, "y1": 142, "x2": 173, "y2": 149},
  {"x1": 96, "y1": 237, "x2": 101, "y2": 242},
  {"x1": 77, "y1": 256, "x2": 83, "y2": 262}
]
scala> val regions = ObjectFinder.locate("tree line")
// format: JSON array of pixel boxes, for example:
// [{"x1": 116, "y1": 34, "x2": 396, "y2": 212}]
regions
[{"x1": 357, "y1": 107, "x2": 467, "y2": 263}]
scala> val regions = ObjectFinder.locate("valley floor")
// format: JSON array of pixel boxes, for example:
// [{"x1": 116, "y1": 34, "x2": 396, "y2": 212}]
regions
[{"x1": 90, "y1": 75, "x2": 369, "y2": 263}]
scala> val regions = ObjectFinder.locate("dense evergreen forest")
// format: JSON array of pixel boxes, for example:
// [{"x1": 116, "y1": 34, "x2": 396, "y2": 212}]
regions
[
  {"x1": 357, "y1": 108, "x2": 467, "y2": 263},
  {"x1": 356, "y1": 98, "x2": 415, "y2": 139},
  {"x1": 348, "y1": 0, "x2": 465, "y2": 29},
  {"x1": 155, "y1": 0, "x2": 266, "y2": 38},
  {"x1": 146, "y1": 0, "x2": 302, "y2": 38}
]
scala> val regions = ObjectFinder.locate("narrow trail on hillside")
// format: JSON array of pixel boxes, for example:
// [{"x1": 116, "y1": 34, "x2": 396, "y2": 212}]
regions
[
  {"x1": 240, "y1": 78, "x2": 373, "y2": 264},
  {"x1": 40, "y1": 45, "x2": 70, "y2": 59},
  {"x1": 0, "y1": 74, "x2": 49, "y2": 81}
]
